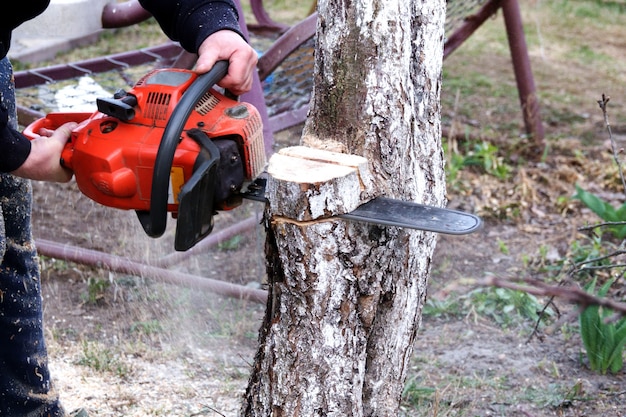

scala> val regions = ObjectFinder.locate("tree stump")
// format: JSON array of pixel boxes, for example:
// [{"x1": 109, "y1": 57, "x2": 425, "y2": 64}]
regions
[
  {"x1": 243, "y1": 146, "x2": 385, "y2": 416},
  {"x1": 266, "y1": 145, "x2": 375, "y2": 221}
]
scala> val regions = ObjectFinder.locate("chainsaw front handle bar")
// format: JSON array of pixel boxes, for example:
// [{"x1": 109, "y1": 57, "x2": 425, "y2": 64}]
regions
[{"x1": 144, "y1": 60, "x2": 230, "y2": 238}]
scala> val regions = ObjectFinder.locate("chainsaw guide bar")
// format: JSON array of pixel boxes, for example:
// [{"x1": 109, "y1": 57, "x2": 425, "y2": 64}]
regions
[
  {"x1": 341, "y1": 197, "x2": 482, "y2": 235},
  {"x1": 243, "y1": 178, "x2": 482, "y2": 235}
]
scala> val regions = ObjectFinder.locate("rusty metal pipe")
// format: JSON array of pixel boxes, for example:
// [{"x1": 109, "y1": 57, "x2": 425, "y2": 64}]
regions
[
  {"x1": 153, "y1": 214, "x2": 262, "y2": 268},
  {"x1": 257, "y1": 13, "x2": 316, "y2": 81},
  {"x1": 248, "y1": 0, "x2": 289, "y2": 34},
  {"x1": 36, "y1": 239, "x2": 268, "y2": 304},
  {"x1": 101, "y1": 0, "x2": 152, "y2": 29},
  {"x1": 443, "y1": 0, "x2": 502, "y2": 59}
]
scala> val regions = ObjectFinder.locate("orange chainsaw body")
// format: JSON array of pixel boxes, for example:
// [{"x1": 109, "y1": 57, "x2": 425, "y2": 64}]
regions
[{"x1": 24, "y1": 68, "x2": 266, "y2": 215}]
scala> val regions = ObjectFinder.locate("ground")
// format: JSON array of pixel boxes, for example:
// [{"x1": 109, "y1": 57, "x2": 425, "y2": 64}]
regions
[
  {"x1": 17, "y1": 1, "x2": 626, "y2": 416},
  {"x1": 30, "y1": 128, "x2": 626, "y2": 417},
  {"x1": 30, "y1": 147, "x2": 626, "y2": 417}
]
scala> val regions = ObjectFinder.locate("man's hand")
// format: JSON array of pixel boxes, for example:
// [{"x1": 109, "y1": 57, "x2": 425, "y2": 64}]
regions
[
  {"x1": 12, "y1": 122, "x2": 77, "y2": 182},
  {"x1": 195, "y1": 30, "x2": 258, "y2": 96}
]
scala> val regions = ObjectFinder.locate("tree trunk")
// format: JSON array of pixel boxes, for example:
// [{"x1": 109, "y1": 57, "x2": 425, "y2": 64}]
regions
[{"x1": 241, "y1": 0, "x2": 446, "y2": 415}]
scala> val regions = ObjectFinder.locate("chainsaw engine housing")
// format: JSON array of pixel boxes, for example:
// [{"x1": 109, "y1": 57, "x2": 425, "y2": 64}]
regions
[{"x1": 24, "y1": 67, "x2": 266, "y2": 250}]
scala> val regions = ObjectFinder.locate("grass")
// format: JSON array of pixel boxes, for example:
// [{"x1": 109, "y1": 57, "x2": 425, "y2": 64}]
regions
[
  {"x1": 442, "y1": 0, "x2": 626, "y2": 142},
  {"x1": 411, "y1": 0, "x2": 626, "y2": 412},
  {"x1": 401, "y1": 354, "x2": 595, "y2": 416}
]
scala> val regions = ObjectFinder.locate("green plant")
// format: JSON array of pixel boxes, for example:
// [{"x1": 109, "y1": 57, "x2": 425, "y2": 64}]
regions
[
  {"x1": 497, "y1": 239, "x2": 509, "y2": 255},
  {"x1": 462, "y1": 140, "x2": 512, "y2": 180},
  {"x1": 443, "y1": 142, "x2": 466, "y2": 188},
  {"x1": 573, "y1": 185, "x2": 626, "y2": 239},
  {"x1": 82, "y1": 276, "x2": 110, "y2": 304},
  {"x1": 218, "y1": 235, "x2": 243, "y2": 250},
  {"x1": 130, "y1": 320, "x2": 163, "y2": 335},
  {"x1": 563, "y1": 234, "x2": 622, "y2": 284},
  {"x1": 569, "y1": 234, "x2": 606, "y2": 264},
  {"x1": 520, "y1": 381, "x2": 587, "y2": 410},
  {"x1": 579, "y1": 278, "x2": 626, "y2": 374},
  {"x1": 422, "y1": 297, "x2": 463, "y2": 319},
  {"x1": 77, "y1": 341, "x2": 130, "y2": 377},
  {"x1": 443, "y1": 138, "x2": 513, "y2": 189},
  {"x1": 402, "y1": 377, "x2": 437, "y2": 409},
  {"x1": 466, "y1": 286, "x2": 553, "y2": 328}
]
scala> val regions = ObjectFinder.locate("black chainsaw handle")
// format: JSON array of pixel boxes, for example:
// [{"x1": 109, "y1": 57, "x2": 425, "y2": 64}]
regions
[{"x1": 143, "y1": 60, "x2": 230, "y2": 238}]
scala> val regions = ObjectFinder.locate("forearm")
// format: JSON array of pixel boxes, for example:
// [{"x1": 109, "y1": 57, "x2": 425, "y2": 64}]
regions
[
  {"x1": 0, "y1": 112, "x2": 31, "y2": 172},
  {"x1": 138, "y1": 0, "x2": 244, "y2": 53}
]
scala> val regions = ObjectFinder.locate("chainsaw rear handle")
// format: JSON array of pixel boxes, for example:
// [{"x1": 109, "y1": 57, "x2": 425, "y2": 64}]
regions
[
  {"x1": 140, "y1": 60, "x2": 230, "y2": 238},
  {"x1": 21, "y1": 112, "x2": 93, "y2": 171},
  {"x1": 22, "y1": 112, "x2": 93, "y2": 139}
]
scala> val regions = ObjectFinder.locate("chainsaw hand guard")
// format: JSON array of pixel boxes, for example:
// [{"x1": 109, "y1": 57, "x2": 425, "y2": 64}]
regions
[{"x1": 173, "y1": 129, "x2": 220, "y2": 251}]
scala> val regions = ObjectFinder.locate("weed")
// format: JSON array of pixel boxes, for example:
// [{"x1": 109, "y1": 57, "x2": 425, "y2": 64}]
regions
[
  {"x1": 497, "y1": 239, "x2": 509, "y2": 255},
  {"x1": 425, "y1": 284, "x2": 556, "y2": 329},
  {"x1": 422, "y1": 298, "x2": 463, "y2": 319},
  {"x1": 401, "y1": 377, "x2": 437, "y2": 409},
  {"x1": 443, "y1": 140, "x2": 466, "y2": 189},
  {"x1": 579, "y1": 278, "x2": 626, "y2": 374},
  {"x1": 537, "y1": 358, "x2": 561, "y2": 378},
  {"x1": 573, "y1": 185, "x2": 626, "y2": 239},
  {"x1": 130, "y1": 320, "x2": 163, "y2": 335},
  {"x1": 521, "y1": 381, "x2": 587, "y2": 410},
  {"x1": 218, "y1": 235, "x2": 243, "y2": 251},
  {"x1": 462, "y1": 140, "x2": 512, "y2": 179},
  {"x1": 77, "y1": 340, "x2": 130, "y2": 378},
  {"x1": 466, "y1": 286, "x2": 553, "y2": 328},
  {"x1": 560, "y1": 323, "x2": 576, "y2": 342},
  {"x1": 82, "y1": 276, "x2": 111, "y2": 305},
  {"x1": 39, "y1": 256, "x2": 71, "y2": 272},
  {"x1": 568, "y1": 234, "x2": 608, "y2": 267},
  {"x1": 443, "y1": 137, "x2": 513, "y2": 190},
  {"x1": 400, "y1": 371, "x2": 466, "y2": 417}
]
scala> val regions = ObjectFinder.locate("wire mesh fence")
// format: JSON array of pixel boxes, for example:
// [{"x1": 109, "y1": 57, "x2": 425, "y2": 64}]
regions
[
  {"x1": 15, "y1": 0, "x2": 492, "y2": 129},
  {"x1": 15, "y1": 44, "x2": 185, "y2": 125}
]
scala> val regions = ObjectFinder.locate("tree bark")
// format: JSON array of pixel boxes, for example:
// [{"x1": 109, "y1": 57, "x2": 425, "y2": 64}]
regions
[{"x1": 241, "y1": 0, "x2": 446, "y2": 415}]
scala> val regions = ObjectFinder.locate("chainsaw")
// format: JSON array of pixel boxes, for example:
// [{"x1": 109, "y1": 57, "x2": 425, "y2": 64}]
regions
[{"x1": 24, "y1": 61, "x2": 482, "y2": 251}]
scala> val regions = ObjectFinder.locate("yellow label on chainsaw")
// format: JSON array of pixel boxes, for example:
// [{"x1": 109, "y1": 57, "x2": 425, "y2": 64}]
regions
[{"x1": 169, "y1": 166, "x2": 185, "y2": 204}]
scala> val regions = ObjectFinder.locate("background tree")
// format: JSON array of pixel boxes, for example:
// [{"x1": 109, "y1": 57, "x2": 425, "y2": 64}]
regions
[{"x1": 242, "y1": 0, "x2": 447, "y2": 415}]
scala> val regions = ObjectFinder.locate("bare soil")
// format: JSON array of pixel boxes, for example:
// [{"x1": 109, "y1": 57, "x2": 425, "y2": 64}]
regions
[{"x1": 21, "y1": 2, "x2": 626, "y2": 416}]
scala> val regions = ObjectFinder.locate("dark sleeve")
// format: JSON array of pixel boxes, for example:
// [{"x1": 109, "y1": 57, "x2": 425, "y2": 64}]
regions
[
  {"x1": 0, "y1": 105, "x2": 31, "y2": 172},
  {"x1": 138, "y1": 0, "x2": 244, "y2": 54}
]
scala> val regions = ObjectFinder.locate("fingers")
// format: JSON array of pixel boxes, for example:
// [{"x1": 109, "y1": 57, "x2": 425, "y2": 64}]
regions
[
  {"x1": 38, "y1": 121, "x2": 77, "y2": 139},
  {"x1": 220, "y1": 53, "x2": 258, "y2": 95},
  {"x1": 195, "y1": 30, "x2": 258, "y2": 96},
  {"x1": 51, "y1": 122, "x2": 78, "y2": 142},
  {"x1": 14, "y1": 122, "x2": 76, "y2": 182},
  {"x1": 40, "y1": 122, "x2": 76, "y2": 182}
]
